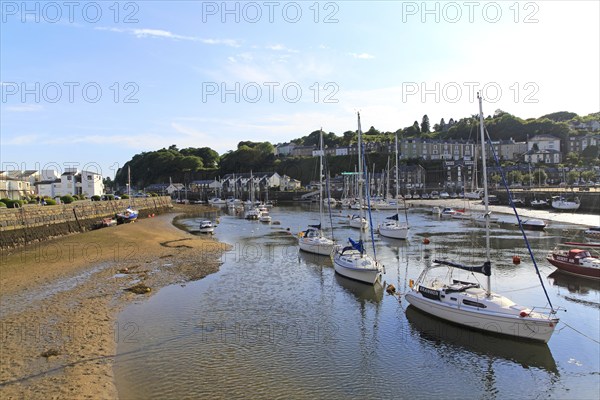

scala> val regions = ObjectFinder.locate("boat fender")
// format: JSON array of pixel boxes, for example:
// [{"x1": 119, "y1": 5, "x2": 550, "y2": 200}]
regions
[
  {"x1": 519, "y1": 311, "x2": 529, "y2": 317},
  {"x1": 512, "y1": 255, "x2": 521, "y2": 265},
  {"x1": 386, "y1": 284, "x2": 396, "y2": 294},
  {"x1": 409, "y1": 279, "x2": 414, "y2": 288},
  {"x1": 423, "y1": 238, "x2": 430, "y2": 245}
]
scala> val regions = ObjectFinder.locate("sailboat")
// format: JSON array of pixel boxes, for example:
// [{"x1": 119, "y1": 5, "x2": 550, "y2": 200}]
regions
[
  {"x1": 332, "y1": 112, "x2": 384, "y2": 285},
  {"x1": 405, "y1": 94, "x2": 559, "y2": 343},
  {"x1": 378, "y1": 133, "x2": 409, "y2": 240},
  {"x1": 298, "y1": 129, "x2": 336, "y2": 256}
]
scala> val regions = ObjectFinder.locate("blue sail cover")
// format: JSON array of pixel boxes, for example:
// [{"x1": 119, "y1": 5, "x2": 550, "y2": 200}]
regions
[
  {"x1": 386, "y1": 214, "x2": 399, "y2": 220},
  {"x1": 308, "y1": 223, "x2": 321, "y2": 229},
  {"x1": 348, "y1": 238, "x2": 365, "y2": 253},
  {"x1": 434, "y1": 259, "x2": 491, "y2": 276}
]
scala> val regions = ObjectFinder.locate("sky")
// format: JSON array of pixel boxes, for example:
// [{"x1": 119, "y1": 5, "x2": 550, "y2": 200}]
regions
[{"x1": 1, "y1": 1, "x2": 599, "y2": 179}]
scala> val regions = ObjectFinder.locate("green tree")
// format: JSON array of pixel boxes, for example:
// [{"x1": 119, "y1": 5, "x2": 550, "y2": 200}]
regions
[
  {"x1": 342, "y1": 130, "x2": 356, "y2": 145},
  {"x1": 581, "y1": 170, "x2": 596, "y2": 182},
  {"x1": 365, "y1": 126, "x2": 380, "y2": 136},
  {"x1": 421, "y1": 115, "x2": 430, "y2": 133},
  {"x1": 565, "y1": 152, "x2": 581, "y2": 166},
  {"x1": 507, "y1": 170, "x2": 523, "y2": 185},
  {"x1": 539, "y1": 111, "x2": 578, "y2": 122},
  {"x1": 582, "y1": 145, "x2": 599, "y2": 160},
  {"x1": 533, "y1": 169, "x2": 547, "y2": 186},
  {"x1": 567, "y1": 170, "x2": 580, "y2": 184}
]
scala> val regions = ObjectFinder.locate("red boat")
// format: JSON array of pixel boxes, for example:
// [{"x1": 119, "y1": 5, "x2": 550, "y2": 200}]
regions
[{"x1": 546, "y1": 243, "x2": 600, "y2": 280}]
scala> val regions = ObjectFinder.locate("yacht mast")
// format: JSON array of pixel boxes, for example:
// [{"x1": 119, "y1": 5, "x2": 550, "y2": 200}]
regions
[
  {"x1": 319, "y1": 128, "x2": 324, "y2": 226},
  {"x1": 357, "y1": 112, "x2": 365, "y2": 254},
  {"x1": 478, "y1": 93, "x2": 491, "y2": 296}
]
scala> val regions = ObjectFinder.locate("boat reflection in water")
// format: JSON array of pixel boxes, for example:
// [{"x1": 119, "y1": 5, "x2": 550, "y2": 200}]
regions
[
  {"x1": 548, "y1": 270, "x2": 600, "y2": 311},
  {"x1": 548, "y1": 270, "x2": 600, "y2": 295},
  {"x1": 334, "y1": 273, "x2": 384, "y2": 304},
  {"x1": 405, "y1": 306, "x2": 558, "y2": 374}
]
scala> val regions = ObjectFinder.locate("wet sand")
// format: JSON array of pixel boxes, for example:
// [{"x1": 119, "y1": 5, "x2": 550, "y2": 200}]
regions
[{"x1": 0, "y1": 205, "x2": 227, "y2": 399}]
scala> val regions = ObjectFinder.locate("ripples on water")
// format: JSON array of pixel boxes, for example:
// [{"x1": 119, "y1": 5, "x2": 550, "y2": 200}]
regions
[{"x1": 114, "y1": 205, "x2": 600, "y2": 399}]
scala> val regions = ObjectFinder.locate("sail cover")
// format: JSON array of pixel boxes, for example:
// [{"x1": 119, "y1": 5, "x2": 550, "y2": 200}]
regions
[
  {"x1": 386, "y1": 214, "x2": 399, "y2": 220},
  {"x1": 348, "y1": 238, "x2": 365, "y2": 253},
  {"x1": 308, "y1": 223, "x2": 321, "y2": 229},
  {"x1": 434, "y1": 259, "x2": 491, "y2": 276}
]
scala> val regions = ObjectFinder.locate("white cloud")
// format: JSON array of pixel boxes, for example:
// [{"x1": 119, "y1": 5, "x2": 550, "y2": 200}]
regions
[
  {"x1": 2, "y1": 134, "x2": 41, "y2": 145},
  {"x1": 266, "y1": 44, "x2": 299, "y2": 53},
  {"x1": 95, "y1": 27, "x2": 241, "y2": 47},
  {"x1": 5, "y1": 105, "x2": 43, "y2": 112},
  {"x1": 349, "y1": 52, "x2": 375, "y2": 59}
]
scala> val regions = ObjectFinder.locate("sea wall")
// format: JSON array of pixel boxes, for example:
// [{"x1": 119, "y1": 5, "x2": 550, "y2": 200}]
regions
[{"x1": 0, "y1": 197, "x2": 173, "y2": 251}]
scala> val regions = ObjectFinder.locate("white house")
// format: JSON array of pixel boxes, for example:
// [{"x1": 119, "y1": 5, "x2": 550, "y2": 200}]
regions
[
  {"x1": 526, "y1": 135, "x2": 562, "y2": 164},
  {"x1": 166, "y1": 183, "x2": 186, "y2": 194},
  {"x1": 0, "y1": 174, "x2": 32, "y2": 199},
  {"x1": 280, "y1": 175, "x2": 301, "y2": 190},
  {"x1": 35, "y1": 169, "x2": 104, "y2": 198}
]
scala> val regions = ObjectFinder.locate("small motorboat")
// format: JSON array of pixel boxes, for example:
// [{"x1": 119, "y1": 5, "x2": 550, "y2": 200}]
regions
[
  {"x1": 116, "y1": 207, "x2": 139, "y2": 224},
  {"x1": 259, "y1": 210, "x2": 272, "y2": 223},
  {"x1": 584, "y1": 227, "x2": 600, "y2": 241},
  {"x1": 521, "y1": 218, "x2": 547, "y2": 231},
  {"x1": 440, "y1": 207, "x2": 456, "y2": 217},
  {"x1": 199, "y1": 220, "x2": 215, "y2": 234},
  {"x1": 547, "y1": 243, "x2": 600, "y2": 279},
  {"x1": 529, "y1": 198, "x2": 548, "y2": 208}
]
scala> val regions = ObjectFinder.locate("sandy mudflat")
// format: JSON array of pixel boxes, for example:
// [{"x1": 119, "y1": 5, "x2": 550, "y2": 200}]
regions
[{"x1": 0, "y1": 205, "x2": 227, "y2": 399}]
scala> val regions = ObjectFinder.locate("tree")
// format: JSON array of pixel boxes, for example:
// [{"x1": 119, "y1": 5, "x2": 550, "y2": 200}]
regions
[
  {"x1": 533, "y1": 168, "x2": 547, "y2": 186},
  {"x1": 365, "y1": 126, "x2": 380, "y2": 136},
  {"x1": 539, "y1": 111, "x2": 578, "y2": 122},
  {"x1": 567, "y1": 170, "x2": 580, "y2": 184},
  {"x1": 413, "y1": 121, "x2": 420, "y2": 133},
  {"x1": 582, "y1": 145, "x2": 599, "y2": 160},
  {"x1": 581, "y1": 170, "x2": 596, "y2": 183},
  {"x1": 342, "y1": 130, "x2": 356, "y2": 145},
  {"x1": 565, "y1": 152, "x2": 581, "y2": 166},
  {"x1": 421, "y1": 115, "x2": 430, "y2": 133},
  {"x1": 494, "y1": 109, "x2": 509, "y2": 118},
  {"x1": 507, "y1": 170, "x2": 523, "y2": 186}
]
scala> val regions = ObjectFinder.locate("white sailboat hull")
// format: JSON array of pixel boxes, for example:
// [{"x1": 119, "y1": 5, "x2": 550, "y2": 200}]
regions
[
  {"x1": 551, "y1": 199, "x2": 580, "y2": 211},
  {"x1": 405, "y1": 290, "x2": 557, "y2": 343},
  {"x1": 298, "y1": 237, "x2": 335, "y2": 256},
  {"x1": 349, "y1": 216, "x2": 368, "y2": 230},
  {"x1": 333, "y1": 251, "x2": 381, "y2": 285},
  {"x1": 378, "y1": 222, "x2": 408, "y2": 239}
]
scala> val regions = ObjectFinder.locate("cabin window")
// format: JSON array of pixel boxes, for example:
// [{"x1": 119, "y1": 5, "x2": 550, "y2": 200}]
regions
[{"x1": 463, "y1": 299, "x2": 486, "y2": 308}]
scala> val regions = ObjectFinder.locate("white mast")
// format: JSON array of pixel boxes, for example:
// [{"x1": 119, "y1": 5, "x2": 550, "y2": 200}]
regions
[
  {"x1": 394, "y1": 133, "x2": 400, "y2": 217},
  {"x1": 478, "y1": 93, "x2": 491, "y2": 296},
  {"x1": 319, "y1": 128, "x2": 324, "y2": 227},
  {"x1": 357, "y1": 112, "x2": 365, "y2": 254}
]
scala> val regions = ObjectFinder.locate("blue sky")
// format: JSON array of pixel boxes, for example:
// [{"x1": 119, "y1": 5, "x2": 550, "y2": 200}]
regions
[{"x1": 1, "y1": 1, "x2": 599, "y2": 178}]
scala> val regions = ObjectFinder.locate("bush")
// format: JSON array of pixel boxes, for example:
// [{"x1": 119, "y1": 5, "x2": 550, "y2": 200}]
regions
[
  {"x1": 28, "y1": 200, "x2": 38, "y2": 204},
  {"x1": 60, "y1": 195, "x2": 75, "y2": 204},
  {"x1": 6, "y1": 199, "x2": 24, "y2": 208},
  {"x1": 105, "y1": 194, "x2": 115, "y2": 201},
  {"x1": 91, "y1": 195, "x2": 101, "y2": 201},
  {"x1": 43, "y1": 199, "x2": 57, "y2": 206},
  {"x1": 121, "y1": 194, "x2": 129, "y2": 199},
  {"x1": 0, "y1": 201, "x2": 6, "y2": 208}
]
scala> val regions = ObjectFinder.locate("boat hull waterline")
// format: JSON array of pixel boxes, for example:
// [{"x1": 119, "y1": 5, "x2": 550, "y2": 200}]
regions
[
  {"x1": 405, "y1": 291, "x2": 557, "y2": 343},
  {"x1": 333, "y1": 250, "x2": 382, "y2": 285}
]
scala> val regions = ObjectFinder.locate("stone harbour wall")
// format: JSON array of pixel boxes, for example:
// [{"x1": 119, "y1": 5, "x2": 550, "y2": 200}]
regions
[{"x1": 0, "y1": 197, "x2": 173, "y2": 251}]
